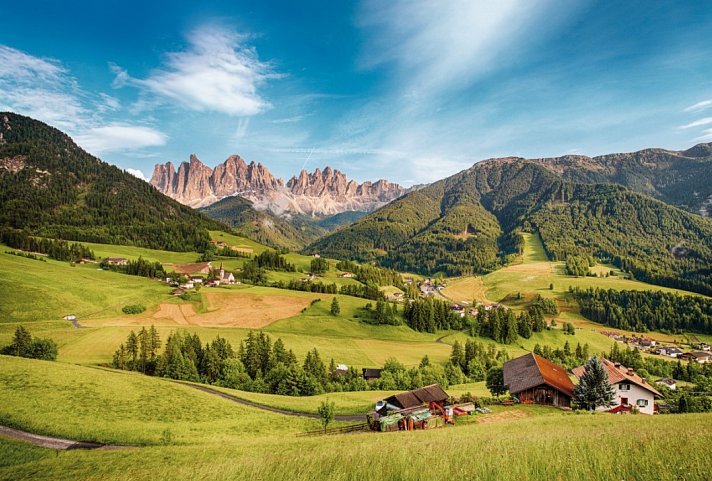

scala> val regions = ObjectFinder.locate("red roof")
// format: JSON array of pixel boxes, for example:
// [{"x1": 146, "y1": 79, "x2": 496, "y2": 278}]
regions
[
  {"x1": 531, "y1": 354, "x2": 575, "y2": 396},
  {"x1": 572, "y1": 358, "x2": 661, "y2": 397},
  {"x1": 503, "y1": 353, "x2": 574, "y2": 397}
]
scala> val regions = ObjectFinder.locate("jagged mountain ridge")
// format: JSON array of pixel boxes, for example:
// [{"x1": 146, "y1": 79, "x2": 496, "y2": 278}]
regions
[{"x1": 151, "y1": 154, "x2": 409, "y2": 215}]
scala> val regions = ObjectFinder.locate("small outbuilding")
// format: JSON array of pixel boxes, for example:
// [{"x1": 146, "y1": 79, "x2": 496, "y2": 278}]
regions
[
  {"x1": 362, "y1": 368, "x2": 382, "y2": 381},
  {"x1": 503, "y1": 353, "x2": 575, "y2": 408}
]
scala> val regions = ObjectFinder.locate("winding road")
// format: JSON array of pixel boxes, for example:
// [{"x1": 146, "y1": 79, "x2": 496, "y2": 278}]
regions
[
  {"x1": 0, "y1": 425, "x2": 130, "y2": 450},
  {"x1": 177, "y1": 383, "x2": 368, "y2": 422},
  {"x1": 0, "y1": 382, "x2": 368, "y2": 449}
]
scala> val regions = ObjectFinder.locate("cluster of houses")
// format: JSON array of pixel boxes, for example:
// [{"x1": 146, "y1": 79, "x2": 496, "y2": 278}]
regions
[
  {"x1": 502, "y1": 352, "x2": 664, "y2": 415},
  {"x1": 419, "y1": 278, "x2": 446, "y2": 296},
  {"x1": 169, "y1": 263, "x2": 239, "y2": 295},
  {"x1": 601, "y1": 331, "x2": 711, "y2": 364}
]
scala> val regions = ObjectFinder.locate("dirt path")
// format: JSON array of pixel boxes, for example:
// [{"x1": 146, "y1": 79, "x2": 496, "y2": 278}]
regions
[
  {"x1": 0, "y1": 425, "x2": 131, "y2": 450},
  {"x1": 177, "y1": 383, "x2": 367, "y2": 422}
]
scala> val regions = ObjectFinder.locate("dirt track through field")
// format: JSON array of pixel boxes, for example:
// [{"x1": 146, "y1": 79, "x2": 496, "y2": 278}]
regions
[
  {"x1": 0, "y1": 425, "x2": 133, "y2": 450},
  {"x1": 476, "y1": 409, "x2": 531, "y2": 424},
  {"x1": 177, "y1": 383, "x2": 367, "y2": 422}
]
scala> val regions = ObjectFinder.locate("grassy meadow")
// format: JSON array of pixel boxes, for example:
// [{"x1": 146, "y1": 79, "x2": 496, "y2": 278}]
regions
[{"x1": 1, "y1": 356, "x2": 711, "y2": 481}]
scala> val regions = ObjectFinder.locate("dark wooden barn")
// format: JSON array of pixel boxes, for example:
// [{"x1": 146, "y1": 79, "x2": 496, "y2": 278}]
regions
[
  {"x1": 377, "y1": 384, "x2": 449, "y2": 414},
  {"x1": 503, "y1": 353, "x2": 574, "y2": 408}
]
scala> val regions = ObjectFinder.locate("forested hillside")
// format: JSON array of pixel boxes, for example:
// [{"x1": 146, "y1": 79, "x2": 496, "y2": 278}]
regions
[
  {"x1": 0, "y1": 113, "x2": 222, "y2": 251},
  {"x1": 309, "y1": 159, "x2": 712, "y2": 295},
  {"x1": 531, "y1": 144, "x2": 712, "y2": 216}
]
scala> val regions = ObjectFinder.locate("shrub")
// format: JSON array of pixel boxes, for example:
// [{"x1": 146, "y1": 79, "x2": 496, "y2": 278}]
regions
[{"x1": 122, "y1": 304, "x2": 146, "y2": 315}]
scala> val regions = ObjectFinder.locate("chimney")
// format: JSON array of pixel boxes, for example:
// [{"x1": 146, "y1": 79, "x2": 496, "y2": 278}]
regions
[
  {"x1": 614, "y1": 363, "x2": 621, "y2": 368},
  {"x1": 641, "y1": 378, "x2": 647, "y2": 384},
  {"x1": 627, "y1": 368, "x2": 634, "y2": 376}
]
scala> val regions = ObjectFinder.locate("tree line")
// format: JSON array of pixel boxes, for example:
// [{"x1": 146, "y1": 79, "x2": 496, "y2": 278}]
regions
[
  {"x1": 100, "y1": 256, "x2": 167, "y2": 279},
  {"x1": 0, "y1": 227, "x2": 95, "y2": 262},
  {"x1": 573, "y1": 287, "x2": 712, "y2": 334}
]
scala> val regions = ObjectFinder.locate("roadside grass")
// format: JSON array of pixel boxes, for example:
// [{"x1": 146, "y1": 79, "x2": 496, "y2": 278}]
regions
[
  {"x1": 0, "y1": 356, "x2": 321, "y2": 446},
  {"x1": 1, "y1": 375, "x2": 710, "y2": 481}
]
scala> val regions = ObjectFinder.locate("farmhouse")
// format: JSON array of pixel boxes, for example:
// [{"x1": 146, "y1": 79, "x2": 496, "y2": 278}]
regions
[
  {"x1": 362, "y1": 368, "x2": 382, "y2": 381},
  {"x1": 572, "y1": 358, "x2": 661, "y2": 415},
  {"x1": 655, "y1": 346, "x2": 683, "y2": 358},
  {"x1": 106, "y1": 257, "x2": 128, "y2": 266},
  {"x1": 680, "y1": 351, "x2": 711, "y2": 363},
  {"x1": 339, "y1": 272, "x2": 354, "y2": 278},
  {"x1": 503, "y1": 353, "x2": 574, "y2": 408},
  {"x1": 377, "y1": 384, "x2": 449, "y2": 415}
]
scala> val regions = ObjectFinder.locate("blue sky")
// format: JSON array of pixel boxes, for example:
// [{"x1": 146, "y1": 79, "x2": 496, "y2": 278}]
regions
[{"x1": 2, "y1": 0, "x2": 712, "y2": 185}]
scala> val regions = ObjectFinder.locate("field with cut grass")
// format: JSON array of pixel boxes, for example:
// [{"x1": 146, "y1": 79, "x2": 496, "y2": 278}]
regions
[{"x1": 1, "y1": 356, "x2": 711, "y2": 481}]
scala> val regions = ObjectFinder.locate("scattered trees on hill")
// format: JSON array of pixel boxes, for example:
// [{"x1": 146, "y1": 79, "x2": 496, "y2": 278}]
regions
[
  {"x1": 573, "y1": 287, "x2": 712, "y2": 334},
  {"x1": 403, "y1": 297, "x2": 463, "y2": 332},
  {"x1": 1, "y1": 326, "x2": 58, "y2": 361},
  {"x1": 565, "y1": 255, "x2": 593, "y2": 277},
  {"x1": 449, "y1": 339, "x2": 509, "y2": 382},
  {"x1": 310, "y1": 257, "x2": 329, "y2": 274},
  {"x1": 361, "y1": 300, "x2": 401, "y2": 325},
  {"x1": 335, "y1": 260, "x2": 404, "y2": 288}
]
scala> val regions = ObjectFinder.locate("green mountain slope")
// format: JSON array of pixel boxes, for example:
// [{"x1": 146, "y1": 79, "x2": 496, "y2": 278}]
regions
[
  {"x1": 309, "y1": 159, "x2": 712, "y2": 295},
  {"x1": 199, "y1": 196, "x2": 322, "y2": 251},
  {"x1": 0, "y1": 112, "x2": 222, "y2": 251},
  {"x1": 530, "y1": 144, "x2": 712, "y2": 215}
]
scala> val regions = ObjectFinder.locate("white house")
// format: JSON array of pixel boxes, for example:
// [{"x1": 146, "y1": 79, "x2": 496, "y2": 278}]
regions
[
  {"x1": 656, "y1": 346, "x2": 683, "y2": 358},
  {"x1": 655, "y1": 378, "x2": 677, "y2": 391},
  {"x1": 572, "y1": 358, "x2": 661, "y2": 415}
]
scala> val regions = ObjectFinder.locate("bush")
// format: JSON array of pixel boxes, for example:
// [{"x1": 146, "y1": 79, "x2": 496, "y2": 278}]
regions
[{"x1": 122, "y1": 304, "x2": 146, "y2": 315}]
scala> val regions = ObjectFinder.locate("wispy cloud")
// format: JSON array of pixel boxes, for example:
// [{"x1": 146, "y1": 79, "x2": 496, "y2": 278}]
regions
[
  {"x1": 74, "y1": 124, "x2": 167, "y2": 154},
  {"x1": 357, "y1": 0, "x2": 576, "y2": 99},
  {"x1": 684, "y1": 99, "x2": 712, "y2": 113},
  {"x1": 113, "y1": 26, "x2": 278, "y2": 116},
  {"x1": 695, "y1": 128, "x2": 712, "y2": 142},
  {"x1": 679, "y1": 117, "x2": 712, "y2": 129},
  {"x1": 0, "y1": 44, "x2": 167, "y2": 156}
]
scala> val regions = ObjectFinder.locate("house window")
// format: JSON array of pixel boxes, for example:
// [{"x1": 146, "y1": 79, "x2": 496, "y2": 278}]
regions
[
  {"x1": 619, "y1": 383, "x2": 630, "y2": 391},
  {"x1": 636, "y1": 399, "x2": 648, "y2": 407}
]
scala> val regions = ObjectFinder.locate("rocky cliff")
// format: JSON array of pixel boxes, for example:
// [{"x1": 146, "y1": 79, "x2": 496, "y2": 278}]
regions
[{"x1": 150, "y1": 154, "x2": 409, "y2": 215}]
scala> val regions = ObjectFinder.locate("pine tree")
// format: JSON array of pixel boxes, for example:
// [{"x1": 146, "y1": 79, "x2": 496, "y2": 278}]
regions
[
  {"x1": 149, "y1": 325, "x2": 161, "y2": 360},
  {"x1": 330, "y1": 297, "x2": 341, "y2": 316},
  {"x1": 10, "y1": 326, "x2": 32, "y2": 357},
  {"x1": 450, "y1": 341, "x2": 465, "y2": 369},
  {"x1": 126, "y1": 331, "x2": 138, "y2": 370},
  {"x1": 573, "y1": 357, "x2": 615, "y2": 411}
]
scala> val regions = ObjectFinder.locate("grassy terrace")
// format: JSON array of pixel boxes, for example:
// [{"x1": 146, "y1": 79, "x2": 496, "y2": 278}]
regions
[{"x1": 1, "y1": 356, "x2": 711, "y2": 481}]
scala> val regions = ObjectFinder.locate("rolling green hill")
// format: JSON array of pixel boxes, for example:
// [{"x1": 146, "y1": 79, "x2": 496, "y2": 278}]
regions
[
  {"x1": 309, "y1": 159, "x2": 712, "y2": 295},
  {"x1": 0, "y1": 112, "x2": 223, "y2": 252}
]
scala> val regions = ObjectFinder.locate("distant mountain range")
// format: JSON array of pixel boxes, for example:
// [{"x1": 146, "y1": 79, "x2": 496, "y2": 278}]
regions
[{"x1": 150, "y1": 155, "x2": 410, "y2": 215}]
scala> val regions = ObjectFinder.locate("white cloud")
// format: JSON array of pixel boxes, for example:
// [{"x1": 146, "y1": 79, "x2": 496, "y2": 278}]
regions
[
  {"x1": 358, "y1": 0, "x2": 576, "y2": 99},
  {"x1": 0, "y1": 44, "x2": 168, "y2": 158},
  {"x1": 115, "y1": 26, "x2": 277, "y2": 116},
  {"x1": 695, "y1": 128, "x2": 712, "y2": 142},
  {"x1": 684, "y1": 100, "x2": 712, "y2": 113},
  {"x1": 74, "y1": 124, "x2": 167, "y2": 154},
  {"x1": 679, "y1": 117, "x2": 712, "y2": 129},
  {"x1": 126, "y1": 168, "x2": 148, "y2": 181}
]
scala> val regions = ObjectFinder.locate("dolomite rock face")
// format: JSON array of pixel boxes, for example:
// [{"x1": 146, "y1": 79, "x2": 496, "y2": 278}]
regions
[{"x1": 150, "y1": 154, "x2": 409, "y2": 214}]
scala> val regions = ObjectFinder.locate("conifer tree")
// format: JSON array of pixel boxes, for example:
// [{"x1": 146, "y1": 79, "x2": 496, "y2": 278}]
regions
[
  {"x1": 573, "y1": 357, "x2": 615, "y2": 411},
  {"x1": 330, "y1": 297, "x2": 341, "y2": 316}
]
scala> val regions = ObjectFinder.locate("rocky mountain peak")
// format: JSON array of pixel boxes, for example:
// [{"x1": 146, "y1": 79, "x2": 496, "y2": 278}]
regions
[{"x1": 151, "y1": 156, "x2": 409, "y2": 214}]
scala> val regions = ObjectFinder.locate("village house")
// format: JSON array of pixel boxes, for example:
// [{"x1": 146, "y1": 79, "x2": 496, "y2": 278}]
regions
[
  {"x1": 655, "y1": 378, "x2": 677, "y2": 391},
  {"x1": 339, "y1": 272, "x2": 354, "y2": 278},
  {"x1": 376, "y1": 384, "x2": 449, "y2": 416},
  {"x1": 572, "y1": 358, "x2": 661, "y2": 415},
  {"x1": 62, "y1": 314, "x2": 77, "y2": 321},
  {"x1": 106, "y1": 257, "x2": 128, "y2": 266},
  {"x1": 190, "y1": 276, "x2": 203, "y2": 284},
  {"x1": 362, "y1": 368, "x2": 382, "y2": 381},
  {"x1": 655, "y1": 346, "x2": 683, "y2": 358},
  {"x1": 503, "y1": 353, "x2": 575, "y2": 408},
  {"x1": 680, "y1": 351, "x2": 711, "y2": 364},
  {"x1": 697, "y1": 343, "x2": 711, "y2": 352}
]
